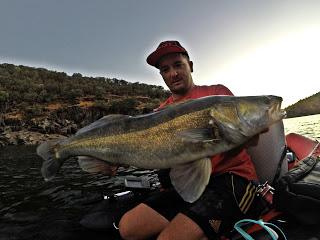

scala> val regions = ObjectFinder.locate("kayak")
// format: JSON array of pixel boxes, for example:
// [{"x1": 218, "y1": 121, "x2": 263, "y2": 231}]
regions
[
  {"x1": 242, "y1": 128, "x2": 320, "y2": 239},
  {"x1": 80, "y1": 121, "x2": 320, "y2": 239},
  {"x1": 286, "y1": 132, "x2": 320, "y2": 169}
]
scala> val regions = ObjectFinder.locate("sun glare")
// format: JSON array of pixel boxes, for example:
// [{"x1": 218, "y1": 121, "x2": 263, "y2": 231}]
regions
[{"x1": 208, "y1": 27, "x2": 320, "y2": 107}]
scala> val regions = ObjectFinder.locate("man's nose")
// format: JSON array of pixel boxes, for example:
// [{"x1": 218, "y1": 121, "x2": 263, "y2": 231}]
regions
[{"x1": 169, "y1": 68, "x2": 178, "y2": 78}]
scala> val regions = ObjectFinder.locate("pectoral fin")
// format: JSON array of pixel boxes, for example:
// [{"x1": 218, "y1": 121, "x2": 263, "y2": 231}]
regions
[
  {"x1": 78, "y1": 156, "x2": 118, "y2": 176},
  {"x1": 170, "y1": 158, "x2": 212, "y2": 203},
  {"x1": 178, "y1": 129, "x2": 220, "y2": 143},
  {"x1": 209, "y1": 106, "x2": 245, "y2": 143}
]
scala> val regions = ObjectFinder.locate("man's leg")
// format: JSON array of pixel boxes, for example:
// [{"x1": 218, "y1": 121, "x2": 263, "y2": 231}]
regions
[
  {"x1": 157, "y1": 213, "x2": 208, "y2": 240},
  {"x1": 119, "y1": 203, "x2": 169, "y2": 240}
]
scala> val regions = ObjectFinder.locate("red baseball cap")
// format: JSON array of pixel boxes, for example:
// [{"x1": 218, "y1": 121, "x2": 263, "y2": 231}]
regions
[{"x1": 146, "y1": 40, "x2": 189, "y2": 68}]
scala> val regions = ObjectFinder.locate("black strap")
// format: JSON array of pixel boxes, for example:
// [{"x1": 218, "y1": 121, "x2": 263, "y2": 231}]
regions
[{"x1": 272, "y1": 146, "x2": 288, "y2": 185}]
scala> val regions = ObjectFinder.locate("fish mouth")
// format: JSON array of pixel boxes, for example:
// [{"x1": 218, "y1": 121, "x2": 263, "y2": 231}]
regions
[
  {"x1": 268, "y1": 99, "x2": 286, "y2": 121},
  {"x1": 280, "y1": 109, "x2": 287, "y2": 118}
]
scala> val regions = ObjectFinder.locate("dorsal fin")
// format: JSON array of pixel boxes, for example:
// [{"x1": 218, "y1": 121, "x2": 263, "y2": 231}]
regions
[{"x1": 75, "y1": 114, "x2": 130, "y2": 136}]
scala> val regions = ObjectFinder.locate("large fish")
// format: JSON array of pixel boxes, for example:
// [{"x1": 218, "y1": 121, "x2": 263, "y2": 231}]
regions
[{"x1": 37, "y1": 95, "x2": 285, "y2": 203}]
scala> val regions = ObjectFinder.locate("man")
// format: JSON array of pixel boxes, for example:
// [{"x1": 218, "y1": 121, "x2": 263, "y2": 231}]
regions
[{"x1": 118, "y1": 41, "x2": 260, "y2": 240}]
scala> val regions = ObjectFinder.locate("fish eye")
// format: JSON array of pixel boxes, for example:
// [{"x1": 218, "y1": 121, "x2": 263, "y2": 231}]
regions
[{"x1": 263, "y1": 98, "x2": 271, "y2": 105}]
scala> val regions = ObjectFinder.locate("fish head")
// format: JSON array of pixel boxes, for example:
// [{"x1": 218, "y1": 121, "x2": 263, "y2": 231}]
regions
[
  {"x1": 236, "y1": 95, "x2": 286, "y2": 131},
  {"x1": 209, "y1": 95, "x2": 286, "y2": 143}
]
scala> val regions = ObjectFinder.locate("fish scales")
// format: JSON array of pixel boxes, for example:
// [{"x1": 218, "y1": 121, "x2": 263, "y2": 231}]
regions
[{"x1": 56, "y1": 108, "x2": 212, "y2": 168}]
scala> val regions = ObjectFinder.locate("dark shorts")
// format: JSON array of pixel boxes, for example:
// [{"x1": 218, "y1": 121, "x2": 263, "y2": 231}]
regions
[{"x1": 144, "y1": 173, "x2": 261, "y2": 239}]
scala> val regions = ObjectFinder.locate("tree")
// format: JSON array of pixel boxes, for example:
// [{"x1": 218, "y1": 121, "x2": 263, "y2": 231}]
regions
[
  {"x1": 0, "y1": 90, "x2": 9, "y2": 126},
  {"x1": 72, "y1": 73, "x2": 82, "y2": 78}
]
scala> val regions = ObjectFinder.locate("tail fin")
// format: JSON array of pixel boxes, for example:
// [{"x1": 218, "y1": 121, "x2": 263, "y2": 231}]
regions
[{"x1": 37, "y1": 140, "x2": 64, "y2": 181}]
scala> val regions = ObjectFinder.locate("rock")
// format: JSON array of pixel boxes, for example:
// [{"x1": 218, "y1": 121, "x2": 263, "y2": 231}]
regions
[{"x1": 17, "y1": 138, "x2": 26, "y2": 145}]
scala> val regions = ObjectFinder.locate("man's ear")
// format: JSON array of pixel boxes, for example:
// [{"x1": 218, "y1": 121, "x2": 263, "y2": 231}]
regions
[{"x1": 189, "y1": 61, "x2": 194, "y2": 72}]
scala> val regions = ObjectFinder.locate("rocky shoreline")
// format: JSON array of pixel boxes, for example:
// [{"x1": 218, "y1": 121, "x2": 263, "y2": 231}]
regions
[
  {"x1": 0, "y1": 114, "x2": 78, "y2": 146},
  {"x1": 0, "y1": 105, "x2": 111, "y2": 147},
  {"x1": 0, "y1": 127, "x2": 66, "y2": 146},
  {"x1": 0, "y1": 99, "x2": 159, "y2": 147}
]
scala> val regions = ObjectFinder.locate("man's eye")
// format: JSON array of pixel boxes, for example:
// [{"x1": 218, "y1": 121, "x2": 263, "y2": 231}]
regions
[
  {"x1": 175, "y1": 62, "x2": 183, "y2": 68},
  {"x1": 160, "y1": 68, "x2": 169, "y2": 74}
]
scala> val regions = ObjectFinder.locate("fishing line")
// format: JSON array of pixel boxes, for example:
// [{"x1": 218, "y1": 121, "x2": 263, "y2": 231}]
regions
[{"x1": 234, "y1": 219, "x2": 287, "y2": 240}]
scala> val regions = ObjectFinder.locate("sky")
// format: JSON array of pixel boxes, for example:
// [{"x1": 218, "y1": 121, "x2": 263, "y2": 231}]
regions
[{"x1": 1, "y1": 0, "x2": 320, "y2": 107}]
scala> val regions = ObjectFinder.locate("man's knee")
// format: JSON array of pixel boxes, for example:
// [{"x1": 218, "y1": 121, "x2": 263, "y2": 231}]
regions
[
  {"x1": 118, "y1": 203, "x2": 169, "y2": 240},
  {"x1": 118, "y1": 210, "x2": 136, "y2": 240},
  {"x1": 157, "y1": 213, "x2": 208, "y2": 240}
]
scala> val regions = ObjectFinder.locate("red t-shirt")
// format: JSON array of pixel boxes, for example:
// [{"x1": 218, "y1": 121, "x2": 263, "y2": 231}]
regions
[{"x1": 158, "y1": 85, "x2": 258, "y2": 181}]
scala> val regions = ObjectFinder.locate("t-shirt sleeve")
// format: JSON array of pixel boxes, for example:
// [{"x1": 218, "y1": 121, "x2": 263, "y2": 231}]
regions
[
  {"x1": 154, "y1": 97, "x2": 173, "y2": 111},
  {"x1": 216, "y1": 84, "x2": 234, "y2": 96}
]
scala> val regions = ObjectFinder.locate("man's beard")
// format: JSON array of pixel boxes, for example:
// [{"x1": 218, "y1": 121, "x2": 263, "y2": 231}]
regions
[
  {"x1": 171, "y1": 87, "x2": 189, "y2": 95},
  {"x1": 170, "y1": 78, "x2": 193, "y2": 96}
]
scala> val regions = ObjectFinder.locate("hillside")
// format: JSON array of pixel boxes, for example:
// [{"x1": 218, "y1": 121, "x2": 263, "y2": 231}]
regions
[
  {"x1": 285, "y1": 92, "x2": 320, "y2": 118},
  {"x1": 0, "y1": 63, "x2": 169, "y2": 145}
]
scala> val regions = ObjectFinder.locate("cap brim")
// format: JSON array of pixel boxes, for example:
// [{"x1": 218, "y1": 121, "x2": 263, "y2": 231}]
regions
[{"x1": 146, "y1": 46, "x2": 187, "y2": 67}]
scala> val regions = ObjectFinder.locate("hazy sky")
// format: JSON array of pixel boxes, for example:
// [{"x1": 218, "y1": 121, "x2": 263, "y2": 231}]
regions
[{"x1": 1, "y1": 0, "x2": 320, "y2": 107}]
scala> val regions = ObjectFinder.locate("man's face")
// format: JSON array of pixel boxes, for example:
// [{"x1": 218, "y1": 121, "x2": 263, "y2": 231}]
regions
[{"x1": 158, "y1": 53, "x2": 194, "y2": 96}]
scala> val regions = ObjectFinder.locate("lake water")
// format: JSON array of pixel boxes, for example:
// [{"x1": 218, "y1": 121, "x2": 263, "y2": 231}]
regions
[
  {"x1": 0, "y1": 147, "x2": 158, "y2": 240},
  {"x1": 284, "y1": 114, "x2": 320, "y2": 141},
  {"x1": 0, "y1": 114, "x2": 320, "y2": 240}
]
